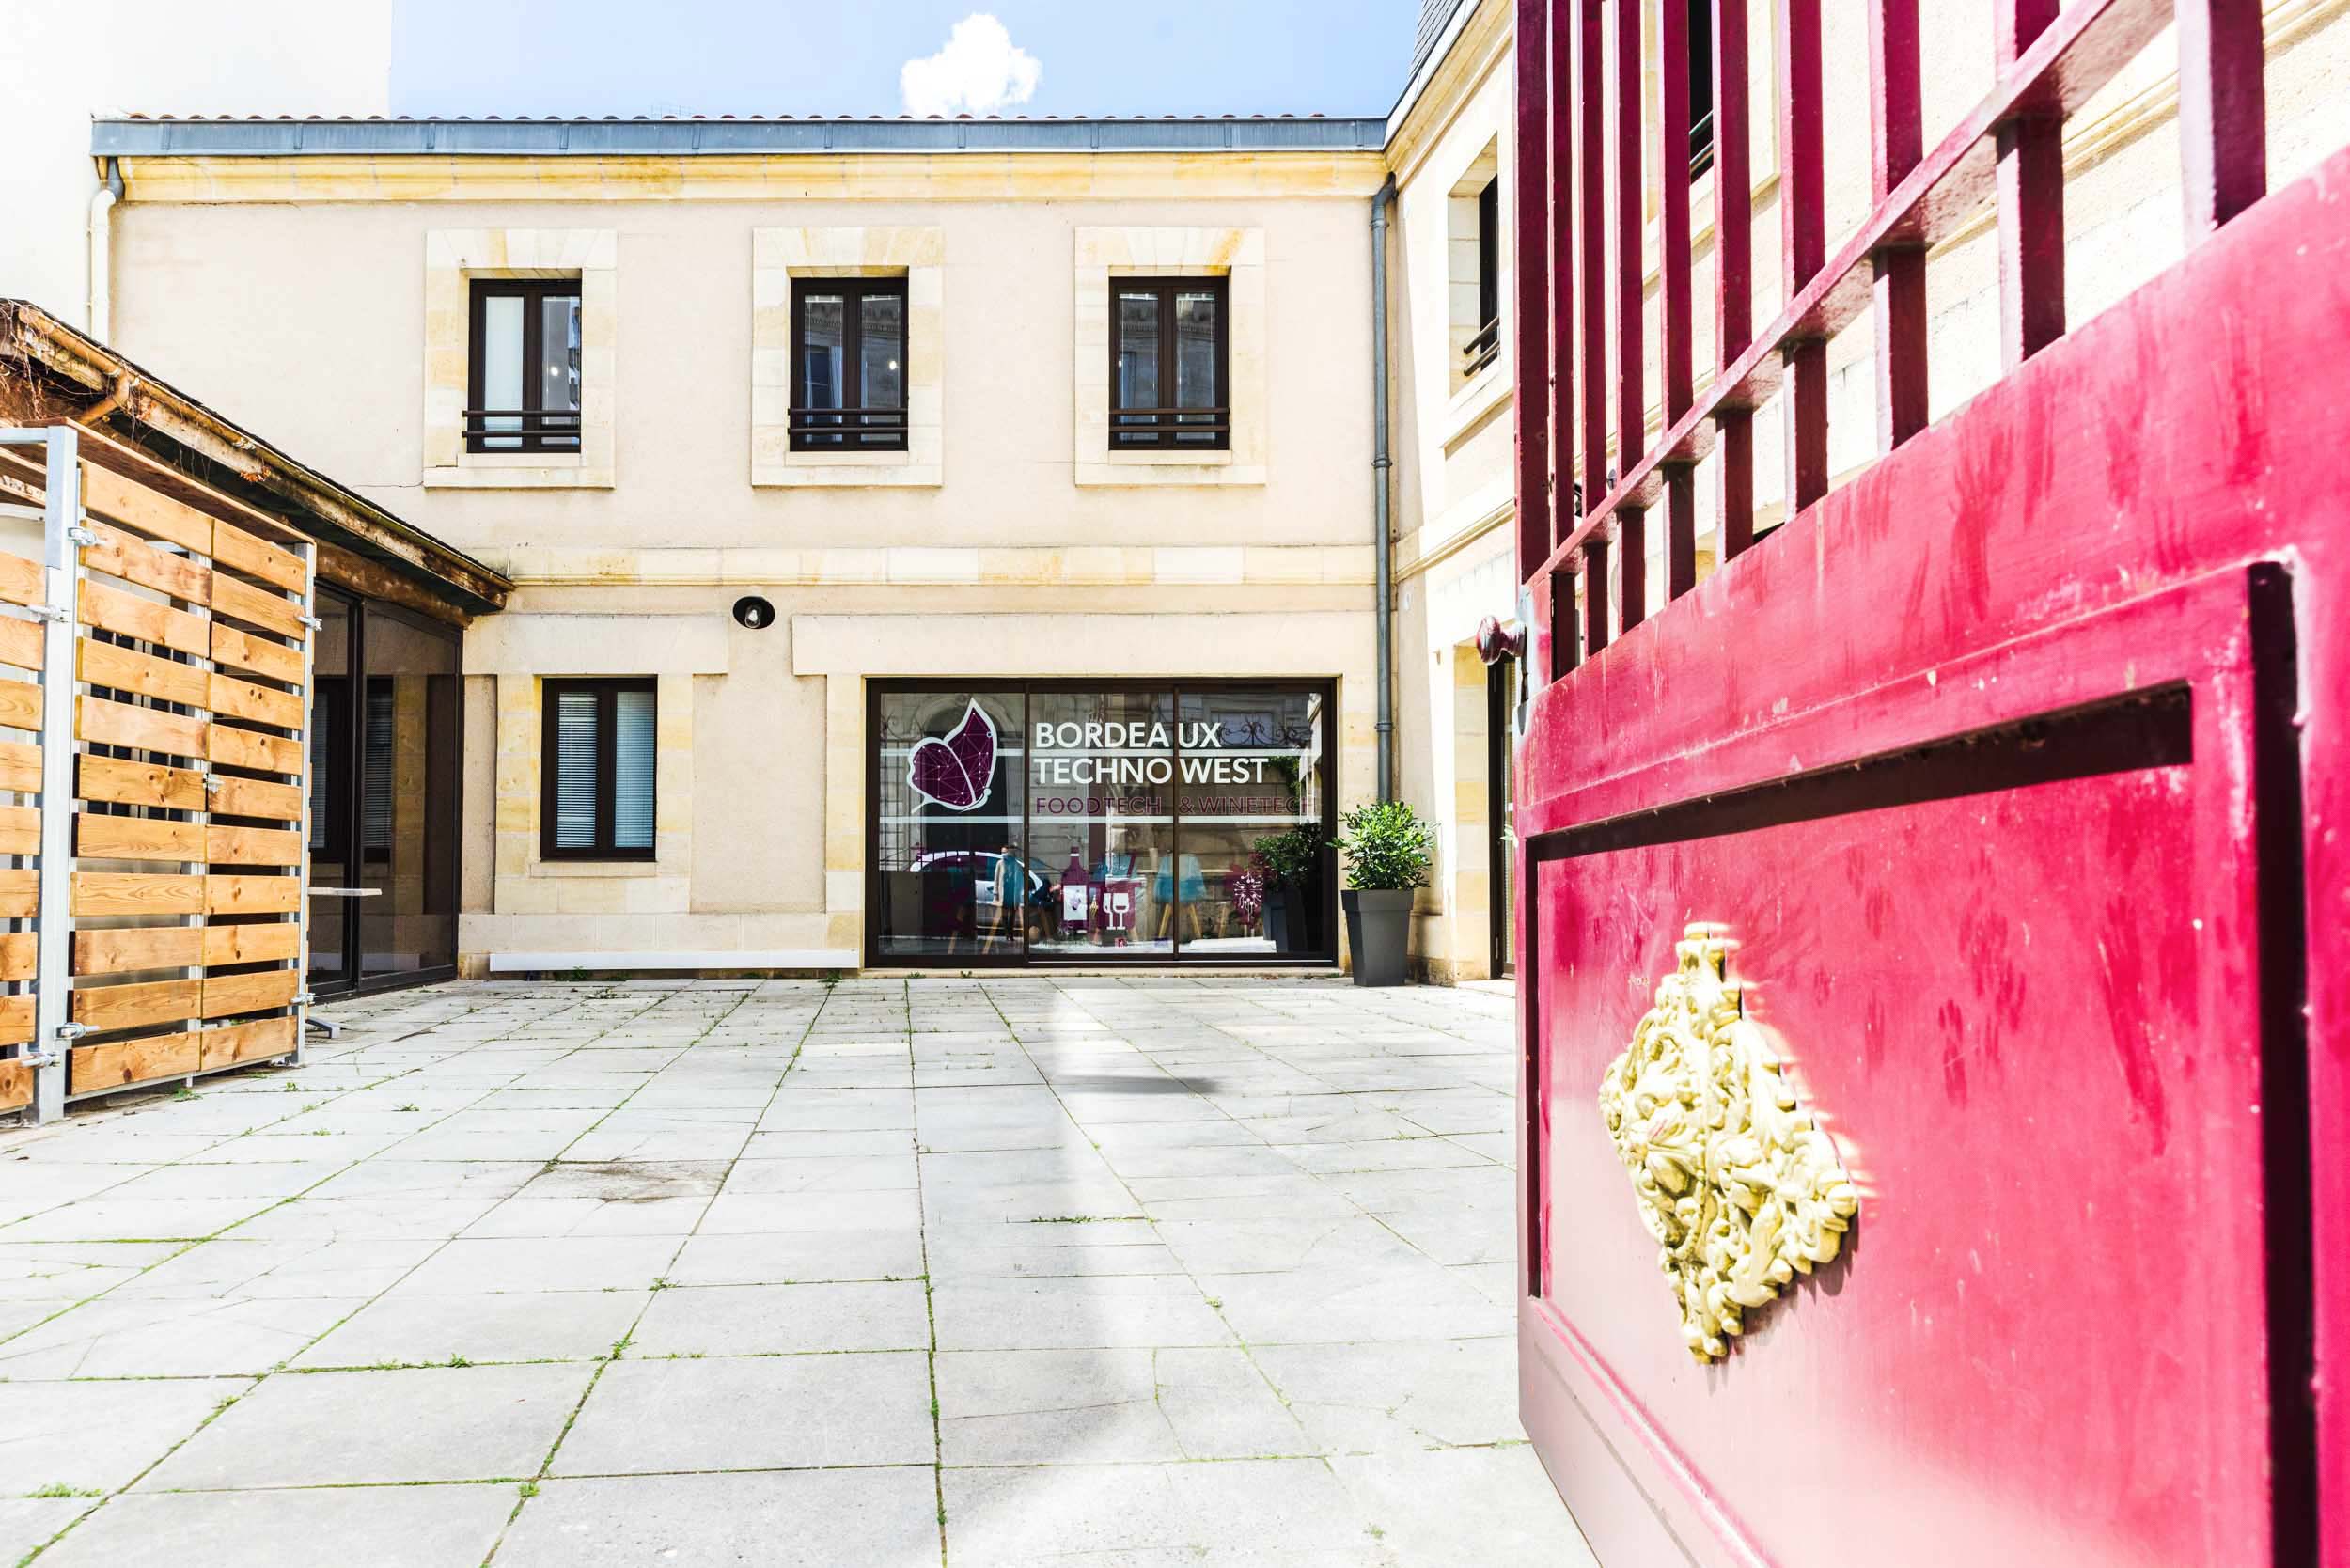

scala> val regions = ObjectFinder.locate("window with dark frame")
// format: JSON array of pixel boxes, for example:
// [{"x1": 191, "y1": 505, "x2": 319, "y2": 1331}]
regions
[
  {"x1": 540, "y1": 678, "x2": 657, "y2": 861},
  {"x1": 1688, "y1": 0, "x2": 1717, "y2": 176},
  {"x1": 791, "y1": 276, "x2": 909, "y2": 451},
  {"x1": 1110, "y1": 276, "x2": 1229, "y2": 449},
  {"x1": 466, "y1": 278, "x2": 582, "y2": 453},
  {"x1": 1466, "y1": 176, "x2": 1502, "y2": 379}
]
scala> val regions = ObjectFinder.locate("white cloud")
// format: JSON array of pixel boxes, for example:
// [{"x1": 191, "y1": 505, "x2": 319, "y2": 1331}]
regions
[{"x1": 900, "y1": 13, "x2": 1042, "y2": 118}]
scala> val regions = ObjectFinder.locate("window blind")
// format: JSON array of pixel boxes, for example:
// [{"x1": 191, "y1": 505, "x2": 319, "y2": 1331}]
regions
[
  {"x1": 553, "y1": 688, "x2": 601, "y2": 850},
  {"x1": 363, "y1": 682, "x2": 394, "y2": 854},
  {"x1": 613, "y1": 687, "x2": 655, "y2": 851}
]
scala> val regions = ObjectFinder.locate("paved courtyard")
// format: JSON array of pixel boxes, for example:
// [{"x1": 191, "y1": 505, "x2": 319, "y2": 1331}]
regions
[{"x1": 0, "y1": 977, "x2": 1591, "y2": 1567}]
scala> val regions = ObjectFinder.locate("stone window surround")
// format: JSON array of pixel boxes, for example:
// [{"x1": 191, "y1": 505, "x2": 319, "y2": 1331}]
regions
[
  {"x1": 1445, "y1": 140, "x2": 1510, "y2": 435},
  {"x1": 752, "y1": 227, "x2": 945, "y2": 488},
  {"x1": 1073, "y1": 227, "x2": 1266, "y2": 488},
  {"x1": 424, "y1": 227, "x2": 617, "y2": 490},
  {"x1": 472, "y1": 612, "x2": 725, "y2": 917}
]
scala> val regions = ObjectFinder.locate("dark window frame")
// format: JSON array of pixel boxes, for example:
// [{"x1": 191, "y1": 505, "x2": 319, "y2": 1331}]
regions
[
  {"x1": 1465, "y1": 176, "x2": 1502, "y2": 379},
  {"x1": 466, "y1": 278, "x2": 583, "y2": 454},
  {"x1": 790, "y1": 275, "x2": 910, "y2": 452},
  {"x1": 1108, "y1": 275, "x2": 1231, "y2": 450},
  {"x1": 539, "y1": 677, "x2": 657, "y2": 862}
]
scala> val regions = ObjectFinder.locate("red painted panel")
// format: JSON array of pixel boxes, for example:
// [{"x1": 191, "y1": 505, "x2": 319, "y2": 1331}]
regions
[
  {"x1": 1519, "y1": 142, "x2": 2350, "y2": 1566},
  {"x1": 1531, "y1": 574, "x2": 2269, "y2": 1568}
]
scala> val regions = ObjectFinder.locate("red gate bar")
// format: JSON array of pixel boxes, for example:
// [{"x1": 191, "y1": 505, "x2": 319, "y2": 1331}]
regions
[
  {"x1": 1996, "y1": 0, "x2": 2066, "y2": 367},
  {"x1": 1547, "y1": 0, "x2": 1577, "y2": 556},
  {"x1": 1574, "y1": 0, "x2": 1607, "y2": 578},
  {"x1": 1512, "y1": 0, "x2": 1552, "y2": 582},
  {"x1": 1654, "y1": 0, "x2": 1693, "y2": 606},
  {"x1": 1869, "y1": 0, "x2": 1929, "y2": 449},
  {"x1": 1525, "y1": 0, "x2": 2183, "y2": 648},
  {"x1": 1776, "y1": 0, "x2": 1826, "y2": 529},
  {"x1": 1708, "y1": 0, "x2": 1753, "y2": 574},
  {"x1": 2176, "y1": 0, "x2": 2267, "y2": 236}
]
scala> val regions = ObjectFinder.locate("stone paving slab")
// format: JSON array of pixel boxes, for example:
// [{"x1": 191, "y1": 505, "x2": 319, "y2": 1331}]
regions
[{"x1": 0, "y1": 976, "x2": 1596, "y2": 1566}]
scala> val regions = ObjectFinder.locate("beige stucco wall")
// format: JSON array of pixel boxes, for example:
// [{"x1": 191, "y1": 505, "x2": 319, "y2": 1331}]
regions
[
  {"x1": 104, "y1": 156, "x2": 1385, "y2": 972},
  {"x1": 1387, "y1": 0, "x2": 1522, "y2": 984}
]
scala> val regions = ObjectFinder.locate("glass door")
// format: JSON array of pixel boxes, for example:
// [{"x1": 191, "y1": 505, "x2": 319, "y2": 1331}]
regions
[
  {"x1": 306, "y1": 588, "x2": 357, "y2": 992},
  {"x1": 872, "y1": 689, "x2": 1028, "y2": 962},
  {"x1": 357, "y1": 606, "x2": 461, "y2": 982},
  {"x1": 1026, "y1": 687, "x2": 1177, "y2": 959},
  {"x1": 306, "y1": 591, "x2": 460, "y2": 996},
  {"x1": 1172, "y1": 685, "x2": 1328, "y2": 958}
]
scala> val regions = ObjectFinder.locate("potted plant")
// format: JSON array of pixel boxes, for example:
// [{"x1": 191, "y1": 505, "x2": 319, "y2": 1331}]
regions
[
  {"x1": 1253, "y1": 824, "x2": 1327, "y2": 955},
  {"x1": 1336, "y1": 800, "x2": 1432, "y2": 986}
]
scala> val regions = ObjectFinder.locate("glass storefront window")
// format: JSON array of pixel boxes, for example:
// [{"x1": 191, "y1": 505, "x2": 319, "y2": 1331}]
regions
[
  {"x1": 1174, "y1": 686, "x2": 1327, "y2": 958},
  {"x1": 875, "y1": 689, "x2": 1028, "y2": 960},
  {"x1": 1026, "y1": 689, "x2": 1178, "y2": 958},
  {"x1": 868, "y1": 681, "x2": 1334, "y2": 965}
]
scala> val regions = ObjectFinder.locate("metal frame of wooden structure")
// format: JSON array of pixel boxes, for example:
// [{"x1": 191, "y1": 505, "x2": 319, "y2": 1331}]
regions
[{"x1": 0, "y1": 424, "x2": 315, "y2": 1122}]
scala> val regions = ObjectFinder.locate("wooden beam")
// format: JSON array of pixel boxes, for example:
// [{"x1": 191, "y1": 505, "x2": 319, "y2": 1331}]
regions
[
  {"x1": 206, "y1": 874, "x2": 301, "y2": 916},
  {"x1": 80, "y1": 754, "x2": 206, "y2": 812},
  {"x1": 72, "y1": 871, "x2": 204, "y2": 917},
  {"x1": 76, "y1": 812, "x2": 205, "y2": 862},
  {"x1": 199, "y1": 1015, "x2": 297, "y2": 1071},
  {"x1": 212, "y1": 622, "x2": 306, "y2": 684},
  {"x1": 206, "y1": 823, "x2": 303, "y2": 868},
  {"x1": 81, "y1": 578, "x2": 209, "y2": 658},
  {"x1": 70, "y1": 1032, "x2": 202, "y2": 1094},
  {"x1": 203, "y1": 922, "x2": 300, "y2": 966},
  {"x1": 75, "y1": 924, "x2": 205, "y2": 976},
  {"x1": 73, "y1": 978, "x2": 202, "y2": 1031},
  {"x1": 208, "y1": 724, "x2": 302, "y2": 775},
  {"x1": 202, "y1": 968, "x2": 299, "y2": 1019},
  {"x1": 210, "y1": 775, "x2": 303, "y2": 823},
  {"x1": 79, "y1": 636, "x2": 210, "y2": 709},
  {"x1": 79, "y1": 695, "x2": 204, "y2": 760}
]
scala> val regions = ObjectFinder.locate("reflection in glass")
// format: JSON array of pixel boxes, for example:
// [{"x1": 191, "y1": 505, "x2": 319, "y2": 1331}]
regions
[
  {"x1": 1113, "y1": 290, "x2": 1161, "y2": 446},
  {"x1": 479, "y1": 294, "x2": 524, "y2": 447},
  {"x1": 858, "y1": 291, "x2": 903, "y2": 445},
  {"x1": 1173, "y1": 290, "x2": 1220, "y2": 445},
  {"x1": 876, "y1": 690, "x2": 1027, "y2": 959},
  {"x1": 1026, "y1": 690, "x2": 1177, "y2": 958},
  {"x1": 306, "y1": 591, "x2": 353, "y2": 983},
  {"x1": 613, "y1": 687, "x2": 656, "y2": 852},
  {"x1": 799, "y1": 291, "x2": 845, "y2": 431},
  {"x1": 1174, "y1": 687, "x2": 1328, "y2": 956},
  {"x1": 539, "y1": 292, "x2": 583, "y2": 441},
  {"x1": 358, "y1": 610, "x2": 460, "y2": 980},
  {"x1": 868, "y1": 684, "x2": 1335, "y2": 964}
]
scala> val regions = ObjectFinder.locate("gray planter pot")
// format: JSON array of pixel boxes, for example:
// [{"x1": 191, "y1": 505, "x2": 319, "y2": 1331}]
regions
[{"x1": 1342, "y1": 888, "x2": 1416, "y2": 987}]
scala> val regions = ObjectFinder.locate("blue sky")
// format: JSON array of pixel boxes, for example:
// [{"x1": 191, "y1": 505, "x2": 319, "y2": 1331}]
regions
[{"x1": 390, "y1": 2, "x2": 1430, "y2": 120}]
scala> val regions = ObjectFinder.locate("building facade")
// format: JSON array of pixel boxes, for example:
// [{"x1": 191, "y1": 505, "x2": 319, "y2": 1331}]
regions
[
  {"x1": 93, "y1": 119, "x2": 1386, "y2": 975},
  {"x1": 67, "y1": 0, "x2": 2350, "y2": 982}
]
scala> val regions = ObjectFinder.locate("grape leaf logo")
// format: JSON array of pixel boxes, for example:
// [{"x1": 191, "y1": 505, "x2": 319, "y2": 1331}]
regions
[{"x1": 906, "y1": 699, "x2": 997, "y2": 812}]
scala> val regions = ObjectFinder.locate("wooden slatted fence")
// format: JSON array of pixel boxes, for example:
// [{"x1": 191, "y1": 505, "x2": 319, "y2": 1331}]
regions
[{"x1": 0, "y1": 425, "x2": 312, "y2": 1120}]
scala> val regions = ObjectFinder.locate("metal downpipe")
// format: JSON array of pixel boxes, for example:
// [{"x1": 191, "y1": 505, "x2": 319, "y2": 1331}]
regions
[
  {"x1": 86, "y1": 158, "x2": 122, "y2": 340},
  {"x1": 1372, "y1": 174, "x2": 1397, "y2": 800}
]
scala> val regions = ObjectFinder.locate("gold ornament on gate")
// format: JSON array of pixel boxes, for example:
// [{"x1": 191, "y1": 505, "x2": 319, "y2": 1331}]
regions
[{"x1": 1599, "y1": 924, "x2": 1859, "y2": 1362}]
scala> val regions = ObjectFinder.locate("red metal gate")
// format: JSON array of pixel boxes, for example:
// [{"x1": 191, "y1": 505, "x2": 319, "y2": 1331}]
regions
[{"x1": 1510, "y1": 3, "x2": 2344, "y2": 1564}]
